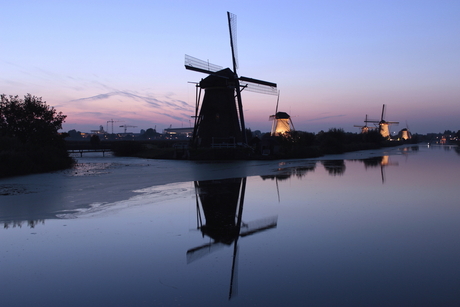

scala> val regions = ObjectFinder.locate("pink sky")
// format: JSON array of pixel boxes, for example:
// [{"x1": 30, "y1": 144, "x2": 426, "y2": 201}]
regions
[{"x1": 2, "y1": 1, "x2": 459, "y2": 134}]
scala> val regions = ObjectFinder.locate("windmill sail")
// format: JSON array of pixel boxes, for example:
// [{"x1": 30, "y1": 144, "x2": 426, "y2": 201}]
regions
[
  {"x1": 185, "y1": 54, "x2": 223, "y2": 74},
  {"x1": 239, "y1": 76, "x2": 277, "y2": 95}
]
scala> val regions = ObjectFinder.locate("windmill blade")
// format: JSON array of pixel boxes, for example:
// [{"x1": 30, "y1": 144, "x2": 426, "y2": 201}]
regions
[
  {"x1": 381, "y1": 164, "x2": 385, "y2": 184},
  {"x1": 239, "y1": 77, "x2": 277, "y2": 95},
  {"x1": 381, "y1": 104, "x2": 386, "y2": 121},
  {"x1": 239, "y1": 76, "x2": 276, "y2": 88},
  {"x1": 275, "y1": 91, "x2": 280, "y2": 113},
  {"x1": 185, "y1": 54, "x2": 223, "y2": 75},
  {"x1": 186, "y1": 241, "x2": 226, "y2": 264},
  {"x1": 386, "y1": 121, "x2": 399, "y2": 125},
  {"x1": 239, "y1": 216, "x2": 278, "y2": 237},
  {"x1": 228, "y1": 241, "x2": 239, "y2": 300},
  {"x1": 227, "y1": 11, "x2": 238, "y2": 73}
]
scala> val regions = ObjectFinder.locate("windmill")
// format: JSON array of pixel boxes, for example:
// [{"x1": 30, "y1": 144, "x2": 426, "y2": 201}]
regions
[
  {"x1": 269, "y1": 91, "x2": 295, "y2": 136},
  {"x1": 187, "y1": 178, "x2": 278, "y2": 299},
  {"x1": 366, "y1": 104, "x2": 399, "y2": 139},
  {"x1": 398, "y1": 121, "x2": 412, "y2": 140},
  {"x1": 353, "y1": 114, "x2": 376, "y2": 134},
  {"x1": 185, "y1": 12, "x2": 277, "y2": 148}
]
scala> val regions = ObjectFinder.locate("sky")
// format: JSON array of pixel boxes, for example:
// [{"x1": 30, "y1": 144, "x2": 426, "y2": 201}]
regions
[{"x1": 1, "y1": 0, "x2": 459, "y2": 135}]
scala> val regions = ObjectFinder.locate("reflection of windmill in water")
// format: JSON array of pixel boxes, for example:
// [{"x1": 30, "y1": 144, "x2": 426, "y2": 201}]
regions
[
  {"x1": 260, "y1": 162, "x2": 317, "y2": 201},
  {"x1": 269, "y1": 92, "x2": 295, "y2": 136},
  {"x1": 360, "y1": 155, "x2": 399, "y2": 183},
  {"x1": 354, "y1": 114, "x2": 377, "y2": 134},
  {"x1": 366, "y1": 104, "x2": 399, "y2": 139},
  {"x1": 187, "y1": 178, "x2": 278, "y2": 299},
  {"x1": 185, "y1": 12, "x2": 277, "y2": 148}
]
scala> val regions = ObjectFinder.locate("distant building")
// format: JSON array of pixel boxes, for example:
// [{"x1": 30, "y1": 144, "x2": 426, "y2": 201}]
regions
[
  {"x1": 90, "y1": 125, "x2": 106, "y2": 134},
  {"x1": 163, "y1": 127, "x2": 193, "y2": 139}
]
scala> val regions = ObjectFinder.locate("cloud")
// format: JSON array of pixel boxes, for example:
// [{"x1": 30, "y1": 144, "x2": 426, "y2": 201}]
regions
[
  {"x1": 71, "y1": 91, "x2": 193, "y2": 112},
  {"x1": 155, "y1": 112, "x2": 188, "y2": 122},
  {"x1": 307, "y1": 114, "x2": 346, "y2": 122}
]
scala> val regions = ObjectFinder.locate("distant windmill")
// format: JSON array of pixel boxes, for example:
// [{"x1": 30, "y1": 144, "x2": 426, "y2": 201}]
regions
[
  {"x1": 399, "y1": 121, "x2": 412, "y2": 140},
  {"x1": 353, "y1": 114, "x2": 376, "y2": 134},
  {"x1": 185, "y1": 12, "x2": 277, "y2": 148},
  {"x1": 366, "y1": 104, "x2": 399, "y2": 139},
  {"x1": 269, "y1": 91, "x2": 294, "y2": 136}
]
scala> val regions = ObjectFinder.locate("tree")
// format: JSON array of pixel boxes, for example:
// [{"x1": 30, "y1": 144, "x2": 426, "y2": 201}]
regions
[
  {"x1": 0, "y1": 94, "x2": 73, "y2": 177},
  {"x1": 1, "y1": 94, "x2": 67, "y2": 145},
  {"x1": 142, "y1": 128, "x2": 158, "y2": 139}
]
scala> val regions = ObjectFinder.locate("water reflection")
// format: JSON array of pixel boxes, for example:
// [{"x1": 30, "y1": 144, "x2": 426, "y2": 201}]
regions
[
  {"x1": 321, "y1": 160, "x2": 346, "y2": 176},
  {"x1": 187, "y1": 178, "x2": 278, "y2": 299},
  {"x1": 355, "y1": 155, "x2": 399, "y2": 183},
  {"x1": 262, "y1": 161, "x2": 317, "y2": 180},
  {"x1": 3, "y1": 219, "x2": 45, "y2": 229}
]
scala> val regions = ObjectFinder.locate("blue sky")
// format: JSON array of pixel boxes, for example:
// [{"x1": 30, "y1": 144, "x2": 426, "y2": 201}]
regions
[{"x1": 1, "y1": 0, "x2": 459, "y2": 134}]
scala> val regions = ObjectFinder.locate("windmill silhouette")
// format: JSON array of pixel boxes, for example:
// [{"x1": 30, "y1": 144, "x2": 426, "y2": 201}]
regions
[
  {"x1": 185, "y1": 12, "x2": 277, "y2": 148},
  {"x1": 366, "y1": 104, "x2": 399, "y2": 139},
  {"x1": 269, "y1": 91, "x2": 295, "y2": 136},
  {"x1": 354, "y1": 114, "x2": 376, "y2": 134},
  {"x1": 187, "y1": 178, "x2": 278, "y2": 299}
]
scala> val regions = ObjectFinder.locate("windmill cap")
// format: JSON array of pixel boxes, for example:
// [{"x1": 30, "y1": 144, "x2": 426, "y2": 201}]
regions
[{"x1": 275, "y1": 112, "x2": 290, "y2": 119}]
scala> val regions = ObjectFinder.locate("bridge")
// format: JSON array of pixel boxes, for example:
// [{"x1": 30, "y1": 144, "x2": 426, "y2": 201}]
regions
[{"x1": 68, "y1": 149, "x2": 112, "y2": 157}]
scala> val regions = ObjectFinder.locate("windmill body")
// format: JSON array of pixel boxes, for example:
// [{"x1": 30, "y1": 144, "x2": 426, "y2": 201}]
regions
[
  {"x1": 185, "y1": 12, "x2": 277, "y2": 148},
  {"x1": 270, "y1": 112, "x2": 293, "y2": 136},
  {"x1": 269, "y1": 92, "x2": 294, "y2": 136},
  {"x1": 193, "y1": 68, "x2": 243, "y2": 147},
  {"x1": 399, "y1": 128, "x2": 412, "y2": 140}
]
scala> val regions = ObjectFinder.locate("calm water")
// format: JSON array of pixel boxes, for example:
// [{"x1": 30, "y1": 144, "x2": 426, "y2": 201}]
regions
[{"x1": 1, "y1": 145, "x2": 459, "y2": 306}]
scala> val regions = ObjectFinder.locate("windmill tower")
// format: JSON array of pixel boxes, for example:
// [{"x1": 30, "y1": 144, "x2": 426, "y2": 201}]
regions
[
  {"x1": 269, "y1": 92, "x2": 295, "y2": 136},
  {"x1": 353, "y1": 114, "x2": 377, "y2": 134},
  {"x1": 185, "y1": 12, "x2": 277, "y2": 148},
  {"x1": 366, "y1": 104, "x2": 399, "y2": 139}
]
